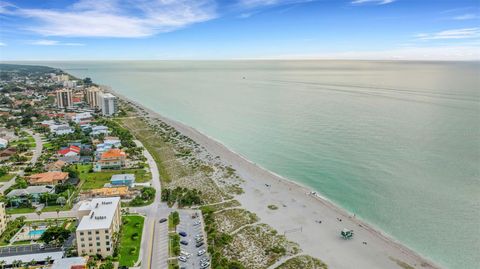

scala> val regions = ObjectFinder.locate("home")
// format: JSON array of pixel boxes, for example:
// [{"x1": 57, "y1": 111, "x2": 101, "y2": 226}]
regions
[
  {"x1": 58, "y1": 145, "x2": 81, "y2": 156},
  {"x1": 0, "y1": 138, "x2": 7, "y2": 149},
  {"x1": 0, "y1": 147, "x2": 16, "y2": 162},
  {"x1": 28, "y1": 171, "x2": 69, "y2": 185},
  {"x1": 67, "y1": 112, "x2": 93, "y2": 124},
  {"x1": 45, "y1": 160, "x2": 67, "y2": 172},
  {"x1": 90, "y1": 125, "x2": 109, "y2": 136},
  {"x1": 50, "y1": 124, "x2": 74, "y2": 135},
  {"x1": 110, "y1": 174, "x2": 135, "y2": 187},
  {"x1": 6, "y1": 185, "x2": 55, "y2": 203},
  {"x1": 104, "y1": 136, "x2": 121, "y2": 147},
  {"x1": 89, "y1": 186, "x2": 130, "y2": 198},
  {"x1": 93, "y1": 148, "x2": 126, "y2": 171}
]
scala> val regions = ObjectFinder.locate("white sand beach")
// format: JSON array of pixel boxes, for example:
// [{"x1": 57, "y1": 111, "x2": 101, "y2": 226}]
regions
[{"x1": 112, "y1": 90, "x2": 440, "y2": 269}]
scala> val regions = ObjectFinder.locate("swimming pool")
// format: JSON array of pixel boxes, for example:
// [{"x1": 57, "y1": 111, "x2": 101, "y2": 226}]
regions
[{"x1": 28, "y1": 229, "x2": 45, "y2": 236}]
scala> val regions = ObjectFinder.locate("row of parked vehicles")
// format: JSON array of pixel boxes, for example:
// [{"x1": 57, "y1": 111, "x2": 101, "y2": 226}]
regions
[{"x1": 177, "y1": 218, "x2": 210, "y2": 268}]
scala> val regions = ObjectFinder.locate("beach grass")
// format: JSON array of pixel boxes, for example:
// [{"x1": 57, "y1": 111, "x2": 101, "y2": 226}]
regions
[{"x1": 276, "y1": 255, "x2": 328, "y2": 269}]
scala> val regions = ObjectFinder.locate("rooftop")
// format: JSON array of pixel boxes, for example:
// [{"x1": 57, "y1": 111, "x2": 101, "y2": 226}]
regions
[
  {"x1": 28, "y1": 171, "x2": 69, "y2": 184},
  {"x1": 101, "y1": 148, "x2": 126, "y2": 159},
  {"x1": 77, "y1": 197, "x2": 120, "y2": 231}
]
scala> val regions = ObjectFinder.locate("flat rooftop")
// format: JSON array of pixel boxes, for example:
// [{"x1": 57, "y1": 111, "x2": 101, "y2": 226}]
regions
[{"x1": 77, "y1": 197, "x2": 120, "y2": 231}]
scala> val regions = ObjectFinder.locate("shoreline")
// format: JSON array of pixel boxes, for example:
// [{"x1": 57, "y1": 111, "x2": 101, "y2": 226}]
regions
[{"x1": 107, "y1": 88, "x2": 441, "y2": 269}]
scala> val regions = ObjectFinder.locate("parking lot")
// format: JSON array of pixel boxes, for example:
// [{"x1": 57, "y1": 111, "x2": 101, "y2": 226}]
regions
[
  {"x1": 0, "y1": 243, "x2": 62, "y2": 257},
  {"x1": 176, "y1": 210, "x2": 210, "y2": 269}
]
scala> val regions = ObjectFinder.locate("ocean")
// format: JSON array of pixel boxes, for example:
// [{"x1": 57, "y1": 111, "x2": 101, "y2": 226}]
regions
[{"x1": 29, "y1": 60, "x2": 480, "y2": 269}]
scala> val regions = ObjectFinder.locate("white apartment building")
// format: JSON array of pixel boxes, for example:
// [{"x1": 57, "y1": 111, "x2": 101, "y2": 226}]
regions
[
  {"x1": 0, "y1": 202, "x2": 7, "y2": 235},
  {"x1": 100, "y1": 93, "x2": 118, "y2": 116},
  {"x1": 76, "y1": 197, "x2": 121, "y2": 257},
  {"x1": 86, "y1": 87, "x2": 102, "y2": 109},
  {"x1": 56, "y1": 89, "x2": 73, "y2": 109}
]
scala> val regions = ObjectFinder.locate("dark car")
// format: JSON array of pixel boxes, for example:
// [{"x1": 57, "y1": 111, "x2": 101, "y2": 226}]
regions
[
  {"x1": 196, "y1": 241, "x2": 204, "y2": 248},
  {"x1": 180, "y1": 240, "x2": 189, "y2": 246},
  {"x1": 179, "y1": 231, "x2": 187, "y2": 237},
  {"x1": 159, "y1": 218, "x2": 167, "y2": 223}
]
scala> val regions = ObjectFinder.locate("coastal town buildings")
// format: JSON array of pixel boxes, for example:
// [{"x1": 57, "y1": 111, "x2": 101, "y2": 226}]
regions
[
  {"x1": 86, "y1": 86, "x2": 102, "y2": 109},
  {"x1": 94, "y1": 148, "x2": 126, "y2": 171},
  {"x1": 0, "y1": 202, "x2": 7, "y2": 235},
  {"x1": 28, "y1": 171, "x2": 69, "y2": 185},
  {"x1": 56, "y1": 89, "x2": 73, "y2": 109},
  {"x1": 76, "y1": 197, "x2": 121, "y2": 257},
  {"x1": 99, "y1": 93, "x2": 118, "y2": 116}
]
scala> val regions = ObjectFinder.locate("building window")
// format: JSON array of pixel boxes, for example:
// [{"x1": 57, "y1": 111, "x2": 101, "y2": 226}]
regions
[
  {"x1": 97, "y1": 249, "x2": 101, "y2": 252},
  {"x1": 96, "y1": 237, "x2": 100, "y2": 240},
  {"x1": 97, "y1": 242, "x2": 100, "y2": 246},
  {"x1": 80, "y1": 238, "x2": 84, "y2": 242},
  {"x1": 80, "y1": 232, "x2": 84, "y2": 236},
  {"x1": 105, "y1": 235, "x2": 109, "y2": 239},
  {"x1": 105, "y1": 229, "x2": 108, "y2": 233},
  {"x1": 81, "y1": 244, "x2": 85, "y2": 247},
  {"x1": 106, "y1": 247, "x2": 110, "y2": 251},
  {"x1": 89, "y1": 243, "x2": 92, "y2": 247},
  {"x1": 88, "y1": 231, "x2": 92, "y2": 235},
  {"x1": 88, "y1": 237, "x2": 92, "y2": 241},
  {"x1": 106, "y1": 241, "x2": 110, "y2": 246}
]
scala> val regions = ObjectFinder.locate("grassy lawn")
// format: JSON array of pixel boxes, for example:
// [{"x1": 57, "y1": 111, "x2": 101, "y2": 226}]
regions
[
  {"x1": 41, "y1": 204, "x2": 72, "y2": 213},
  {"x1": 6, "y1": 207, "x2": 36, "y2": 214},
  {"x1": 0, "y1": 173, "x2": 15, "y2": 182},
  {"x1": 118, "y1": 215, "x2": 144, "y2": 267},
  {"x1": 80, "y1": 168, "x2": 151, "y2": 190}
]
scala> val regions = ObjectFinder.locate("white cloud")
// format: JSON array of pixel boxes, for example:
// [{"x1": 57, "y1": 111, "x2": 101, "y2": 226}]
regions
[
  {"x1": 247, "y1": 46, "x2": 480, "y2": 61},
  {"x1": 30, "y1": 39, "x2": 84, "y2": 46},
  {"x1": 453, "y1": 14, "x2": 478, "y2": 20},
  {"x1": 416, "y1": 28, "x2": 480, "y2": 40},
  {"x1": 351, "y1": 0, "x2": 395, "y2": 5},
  {"x1": 237, "y1": 0, "x2": 313, "y2": 9},
  {"x1": 0, "y1": 42, "x2": 6, "y2": 46},
  {"x1": 6, "y1": 0, "x2": 217, "y2": 38}
]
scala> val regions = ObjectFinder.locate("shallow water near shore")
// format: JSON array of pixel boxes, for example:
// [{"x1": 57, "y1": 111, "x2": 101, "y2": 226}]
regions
[{"x1": 24, "y1": 60, "x2": 480, "y2": 269}]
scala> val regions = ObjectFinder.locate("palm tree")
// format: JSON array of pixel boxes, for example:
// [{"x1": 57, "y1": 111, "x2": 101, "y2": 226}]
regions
[
  {"x1": 55, "y1": 208, "x2": 60, "y2": 225},
  {"x1": 36, "y1": 210, "x2": 41, "y2": 220}
]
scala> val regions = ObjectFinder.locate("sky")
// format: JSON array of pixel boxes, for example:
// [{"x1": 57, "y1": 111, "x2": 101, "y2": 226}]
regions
[{"x1": 0, "y1": 0, "x2": 479, "y2": 60}]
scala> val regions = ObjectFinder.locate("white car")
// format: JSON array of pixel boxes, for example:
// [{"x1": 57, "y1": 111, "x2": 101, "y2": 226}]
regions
[
  {"x1": 200, "y1": 262, "x2": 210, "y2": 268},
  {"x1": 178, "y1": 256, "x2": 187, "y2": 262},
  {"x1": 198, "y1": 249, "x2": 206, "y2": 256}
]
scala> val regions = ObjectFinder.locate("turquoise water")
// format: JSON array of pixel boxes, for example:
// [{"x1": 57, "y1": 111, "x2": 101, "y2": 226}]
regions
[
  {"x1": 28, "y1": 229, "x2": 45, "y2": 236},
  {"x1": 21, "y1": 60, "x2": 480, "y2": 269}
]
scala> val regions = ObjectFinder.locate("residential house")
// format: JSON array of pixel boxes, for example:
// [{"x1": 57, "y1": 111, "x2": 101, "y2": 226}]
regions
[
  {"x1": 58, "y1": 145, "x2": 81, "y2": 157},
  {"x1": 93, "y1": 149, "x2": 126, "y2": 172},
  {"x1": 0, "y1": 138, "x2": 7, "y2": 149},
  {"x1": 103, "y1": 136, "x2": 121, "y2": 148},
  {"x1": 0, "y1": 147, "x2": 16, "y2": 162},
  {"x1": 110, "y1": 174, "x2": 135, "y2": 187},
  {"x1": 89, "y1": 186, "x2": 130, "y2": 198},
  {"x1": 50, "y1": 124, "x2": 74, "y2": 135},
  {"x1": 45, "y1": 160, "x2": 67, "y2": 172},
  {"x1": 90, "y1": 125, "x2": 109, "y2": 136},
  {"x1": 28, "y1": 171, "x2": 69, "y2": 185},
  {"x1": 67, "y1": 112, "x2": 93, "y2": 124},
  {"x1": 6, "y1": 185, "x2": 55, "y2": 203}
]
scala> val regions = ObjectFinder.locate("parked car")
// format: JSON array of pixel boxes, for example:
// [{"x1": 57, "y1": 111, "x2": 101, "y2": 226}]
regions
[
  {"x1": 180, "y1": 240, "x2": 189, "y2": 246},
  {"x1": 196, "y1": 241, "x2": 204, "y2": 248},
  {"x1": 159, "y1": 218, "x2": 167, "y2": 223},
  {"x1": 201, "y1": 262, "x2": 210, "y2": 268},
  {"x1": 198, "y1": 249, "x2": 206, "y2": 256},
  {"x1": 179, "y1": 231, "x2": 187, "y2": 237},
  {"x1": 178, "y1": 256, "x2": 187, "y2": 262}
]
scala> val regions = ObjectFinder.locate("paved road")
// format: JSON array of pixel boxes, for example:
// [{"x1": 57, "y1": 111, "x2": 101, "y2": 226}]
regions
[{"x1": 132, "y1": 140, "x2": 170, "y2": 269}]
